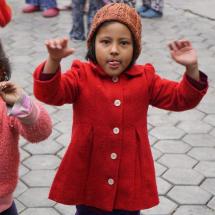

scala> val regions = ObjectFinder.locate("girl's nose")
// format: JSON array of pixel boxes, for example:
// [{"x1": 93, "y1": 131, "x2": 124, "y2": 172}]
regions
[{"x1": 110, "y1": 43, "x2": 119, "y2": 55}]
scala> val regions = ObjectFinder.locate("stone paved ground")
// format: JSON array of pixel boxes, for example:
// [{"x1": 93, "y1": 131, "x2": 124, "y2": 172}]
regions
[{"x1": 1, "y1": 0, "x2": 215, "y2": 214}]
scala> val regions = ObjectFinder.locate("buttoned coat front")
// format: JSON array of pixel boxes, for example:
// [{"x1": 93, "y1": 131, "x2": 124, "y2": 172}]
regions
[{"x1": 33, "y1": 60, "x2": 207, "y2": 211}]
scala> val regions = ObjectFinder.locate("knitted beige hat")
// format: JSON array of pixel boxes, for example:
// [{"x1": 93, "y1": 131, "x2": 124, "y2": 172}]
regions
[{"x1": 87, "y1": 3, "x2": 142, "y2": 60}]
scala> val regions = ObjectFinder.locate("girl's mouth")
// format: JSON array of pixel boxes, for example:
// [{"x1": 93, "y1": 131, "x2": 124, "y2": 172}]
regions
[{"x1": 108, "y1": 60, "x2": 121, "y2": 69}]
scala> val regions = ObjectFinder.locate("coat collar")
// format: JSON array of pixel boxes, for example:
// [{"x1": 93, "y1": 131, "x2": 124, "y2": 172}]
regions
[{"x1": 89, "y1": 61, "x2": 143, "y2": 78}]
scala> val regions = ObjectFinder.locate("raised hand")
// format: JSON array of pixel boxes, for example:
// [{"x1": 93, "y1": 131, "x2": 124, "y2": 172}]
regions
[
  {"x1": 168, "y1": 40, "x2": 198, "y2": 66},
  {"x1": 45, "y1": 37, "x2": 75, "y2": 62},
  {"x1": 0, "y1": 81, "x2": 22, "y2": 106}
]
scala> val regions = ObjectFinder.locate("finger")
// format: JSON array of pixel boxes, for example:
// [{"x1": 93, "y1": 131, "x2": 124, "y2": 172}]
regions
[
  {"x1": 61, "y1": 37, "x2": 69, "y2": 48},
  {"x1": 168, "y1": 42, "x2": 178, "y2": 51},
  {"x1": 54, "y1": 38, "x2": 64, "y2": 49},
  {"x1": 45, "y1": 39, "x2": 54, "y2": 48},
  {"x1": 175, "y1": 41, "x2": 182, "y2": 49},
  {"x1": 178, "y1": 39, "x2": 191, "y2": 48}
]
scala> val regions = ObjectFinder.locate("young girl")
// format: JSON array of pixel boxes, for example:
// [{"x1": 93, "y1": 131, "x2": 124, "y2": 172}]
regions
[
  {"x1": 33, "y1": 3, "x2": 208, "y2": 215},
  {"x1": 0, "y1": 41, "x2": 52, "y2": 215}
]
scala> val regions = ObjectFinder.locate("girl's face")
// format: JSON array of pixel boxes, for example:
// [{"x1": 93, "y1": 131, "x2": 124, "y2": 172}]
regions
[{"x1": 95, "y1": 22, "x2": 133, "y2": 76}]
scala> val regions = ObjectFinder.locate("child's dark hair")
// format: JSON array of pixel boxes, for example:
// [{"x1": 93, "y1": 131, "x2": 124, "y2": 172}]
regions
[
  {"x1": 0, "y1": 40, "x2": 11, "y2": 81},
  {"x1": 86, "y1": 21, "x2": 137, "y2": 69}
]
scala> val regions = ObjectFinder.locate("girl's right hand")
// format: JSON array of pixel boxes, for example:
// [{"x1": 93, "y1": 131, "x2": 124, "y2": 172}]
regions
[{"x1": 45, "y1": 37, "x2": 75, "y2": 62}]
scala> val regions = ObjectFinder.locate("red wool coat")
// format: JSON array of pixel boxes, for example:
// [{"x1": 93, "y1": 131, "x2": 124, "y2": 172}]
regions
[{"x1": 33, "y1": 60, "x2": 208, "y2": 211}]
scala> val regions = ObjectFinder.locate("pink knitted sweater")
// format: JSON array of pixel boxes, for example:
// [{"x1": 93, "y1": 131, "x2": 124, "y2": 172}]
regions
[{"x1": 0, "y1": 96, "x2": 52, "y2": 204}]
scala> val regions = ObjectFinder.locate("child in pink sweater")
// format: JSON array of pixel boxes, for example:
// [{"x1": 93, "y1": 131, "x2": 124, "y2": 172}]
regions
[{"x1": 0, "y1": 41, "x2": 52, "y2": 215}]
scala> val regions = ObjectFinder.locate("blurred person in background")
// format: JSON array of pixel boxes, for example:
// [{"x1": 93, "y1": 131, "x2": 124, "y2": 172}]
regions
[
  {"x1": 138, "y1": 0, "x2": 163, "y2": 18},
  {"x1": 22, "y1": 0, "x2": 59, "y2": 18}
]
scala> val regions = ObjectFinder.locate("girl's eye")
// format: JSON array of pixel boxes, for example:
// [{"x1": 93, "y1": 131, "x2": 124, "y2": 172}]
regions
[
  {"x1": 101, "y1": 40, "x2": 110, "y2": 44},
  {"x1": 121, "y1": 41, "x2": 129, "y2": 46}
]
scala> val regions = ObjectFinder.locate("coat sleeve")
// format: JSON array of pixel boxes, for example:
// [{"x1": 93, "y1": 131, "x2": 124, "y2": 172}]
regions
[
  {"x1": 145, "y1": 64, "x2": 208, "y2": 111},
  {"x1": 33, "y1": 60, "x2": 83, "y2": 106},
  {"x1": 12, "y1": 101, "x2": 52, "y2": 143}
]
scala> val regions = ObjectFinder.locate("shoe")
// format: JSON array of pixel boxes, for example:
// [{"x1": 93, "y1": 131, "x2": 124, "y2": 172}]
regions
[
  {"x1": 139, "y1": 8, "x2": 162, "y2": 18},
  {"x1": 42, "y1": 8, "x2": 59, "y2": 18},
  {"x1": 137, "y1": 6, "x2": 148, "y2": 14},
  {"x1": 22, "y1": 4, "x2": 40, "y2": 13}
]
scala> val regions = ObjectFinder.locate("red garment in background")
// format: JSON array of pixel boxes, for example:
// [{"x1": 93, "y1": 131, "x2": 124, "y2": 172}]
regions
[{"x1": 0, "y1": 0, "x2": 12, "y2": 27}]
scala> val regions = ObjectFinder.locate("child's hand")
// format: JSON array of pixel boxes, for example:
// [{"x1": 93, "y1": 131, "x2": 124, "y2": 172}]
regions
[
  {"x1": 168, "y1": 40, "x2": 198, "y2": 66},
  {"x1": 45, "y1": 37, "x2": 75, "y2": 62},
  {"x1": 0, "y1": 81, "x2": 23, "y2": 106}
]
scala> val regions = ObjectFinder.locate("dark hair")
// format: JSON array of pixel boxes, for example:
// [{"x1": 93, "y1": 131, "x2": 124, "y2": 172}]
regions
[
  {"x1": 0, "y1": 40, "x2": 11, "y2": 81},
  {"x1": 86, "y1": 21, "x2": 137, "y2": 69}
]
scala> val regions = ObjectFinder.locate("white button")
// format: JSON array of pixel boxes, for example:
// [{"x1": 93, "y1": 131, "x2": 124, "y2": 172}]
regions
[
  {"x1": 113, "y1": 127, "x2": 120, "y2": 134},
  {"x1": 114, "y1": 99, "x2": 121, "y2": 107},
  {"x1": 108, "y1": 178, "x2": 114, "y2": 185},
  {"x1": 111, "y1": 153, "x2": 117, "y2": 160},
  {"x1": 112, "y1": 76, "x2": 119, "y2": 83}
]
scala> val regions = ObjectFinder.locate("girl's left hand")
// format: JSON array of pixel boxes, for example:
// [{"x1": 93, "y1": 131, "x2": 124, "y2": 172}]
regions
[
  {"x1": 0, "y1": 81, "x2": 23, "y2": 106},
  {"x1": 168, "y1": 40, "x2": 198, "y2": 66}
]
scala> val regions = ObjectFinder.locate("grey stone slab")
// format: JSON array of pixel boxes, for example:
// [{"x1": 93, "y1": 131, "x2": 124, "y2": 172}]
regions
[
  {"x1": 173, "y1": 205, "x2": 215, "y2": 215},
  {"x1": 167, "y1": 186, "x2": 212, "y2": 204},
  {"x1": 19, "y1": 164, "x2": 30, "y2": 177},
  {"x1": 20, "y1": 148, "x2": 30, "y2": 162},
  {"x1": 55, "y1": 204, "x2": 77, "y2": 215},
  {"x1": 157, "y1": 177, "x2": 172, "y2": 195},
  {"x1": 158, "y1": 154, "x2": 197, "y2": 168},
  {"x1": 208, "y1": 197, "x2": 215, "y2": 210},
  {"x1": 20, "y1": 208, "x2": 60, "y2": 215},
  {"x1": 183, "y1": 134, "x2": 215, "y2": 147},
  {"x1": 210, "y1": 128, "x2": 215, "y2": 137},
  {"x1": 204, "y1": 114, "x2": 215, "y2": 126},
  {"x1": 169, "y1": 109, "x2": 205, "y2": 121},
  {"x1": 201, "y1": 178, "x2": 215, "y2": 195},
  {"x1": 56, "y1": 133, "x2": 71, "y2": 147},
  {"x1": 23, "y1": 155, "x2": 61, "y2": 170},
  {"x1": 55, "y1": 121, "x2": 73, "y2": 134},
  {"x1": 150, "y1": 126, "x2": 185, "y2": 140},
  {"x1": 149, "y1": 135, "x2": 158, "y2": 146},
  {"x1": 14, "y1": 180, "x2": 28, "y2": 198},
  {"x1": 195, "y1": 161, "x2": 215, "y2": 177},
  {"x1": 148, "y1": 114, "x2": 178, "y2": 127},
  {"x1": 163, "y1": 168, "x2": 204, "y2": 185},
  {"x1": 188, "y1": 147, "x2": 215, "y2": 161},
  {"x1": 155, "y1": 162, "x2": 167, "y2": 177},
  {"x1": 197, "y1": 95, "x2": 215, "y2": 114},
  {"x1": 141, "y1": 196, "x2": 177, "y2": 215},
  {"x1": 15, "y1": 199, "x2": 26, "y2": 214},
  {"x1": 154, "y1": 140, "x2": 190, "y2": 154},
  {"x1": 23, "y1": 140, "x2": 62, "y2": 155},
  {"x1": 21, "y1": 170, "x2": 56, "y2": 187},
  {"x1": 18, "y1": 188, "x2": 55, "y2": 207},
  {"x1": 57, "y1": 147, "x2": 67, "y2": 159},
  {"x1": 177, "y1": 120, "x2": 212, "y2": 134},
  {"x1": 152, "y1": 148, "x2": 163, "y2": 161}
]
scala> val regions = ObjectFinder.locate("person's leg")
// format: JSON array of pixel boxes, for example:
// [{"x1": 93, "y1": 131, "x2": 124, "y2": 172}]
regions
[
  {"x1": 139, "y1": 0, "x2": 163, "y2": 18},
  {"x1": 70, "y1": 0, "x2": 86, "y2": 41},
  {"x1": 40, "y1": 0, "x2": 57, "y2": 10},
  {"x1": 137, "y1": 0, "x2": 151, "y2": 14},
  {"x1": 87, "y1": 0, "x2": 104, "y2": 34},
  {"x1": 1, "y1": 202, "x2": 18, "y2": 215}
]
